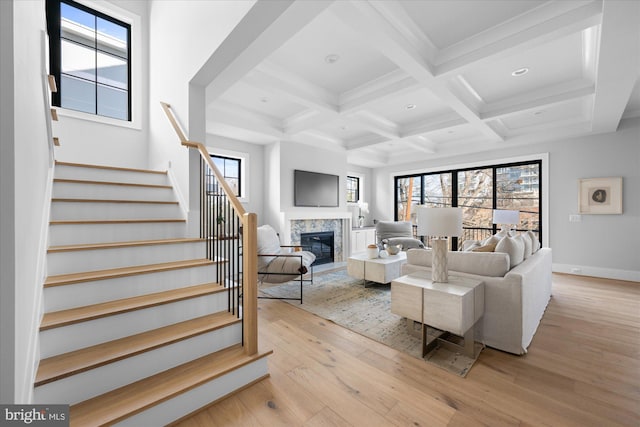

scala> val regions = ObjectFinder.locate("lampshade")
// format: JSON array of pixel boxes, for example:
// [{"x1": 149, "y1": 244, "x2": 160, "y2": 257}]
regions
[
  {"x1": 416, "y1": 207, "x2": 463, "y2": 237},
  {"x1": 492, "y1": 209, "x2": 519, "y2": 225}
]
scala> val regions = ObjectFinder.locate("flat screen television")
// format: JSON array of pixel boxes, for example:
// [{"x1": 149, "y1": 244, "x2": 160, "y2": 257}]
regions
[{"x1": 294, "y1": 169, "x2": 339, "y2": 207}]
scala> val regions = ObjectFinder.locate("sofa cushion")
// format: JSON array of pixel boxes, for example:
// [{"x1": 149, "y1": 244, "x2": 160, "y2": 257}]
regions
[
  {"x1": 257, "y1": 224, "x2": 282, "y2": 270},
  {"x1": 383, "y1": 236, "x2": 424, "y2": 250},
  {"x1": 406, "y1": 248, "x2": 510, "y2": 277},
  {"x1": 376, "y1": 221, "x2": 412, "y2": 242},
  {"x1": 495, "y1": 235, "x2": 525, "y2": 269}
]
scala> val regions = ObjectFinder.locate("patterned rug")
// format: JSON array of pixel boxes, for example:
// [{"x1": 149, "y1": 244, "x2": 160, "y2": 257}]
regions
[{"x1": 259, "y1": 267, "x2": 483, "y2": 377}]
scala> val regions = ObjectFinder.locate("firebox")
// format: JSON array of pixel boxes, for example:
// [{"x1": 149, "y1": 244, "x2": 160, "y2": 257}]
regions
[{"x1": 300, "y1": 231, "x2": 334, "y2": 265}]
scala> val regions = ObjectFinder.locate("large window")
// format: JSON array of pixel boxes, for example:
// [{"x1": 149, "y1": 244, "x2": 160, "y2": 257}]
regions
[
  {"x1": 395, "y1": 160, "x2": 542, "y2": 248},
  {"x1": 211, "y1": 155, "x2": 241, "y2": 197},
  {"x1": 47, "y1": 0, "x2": 131, "y2": 121}
]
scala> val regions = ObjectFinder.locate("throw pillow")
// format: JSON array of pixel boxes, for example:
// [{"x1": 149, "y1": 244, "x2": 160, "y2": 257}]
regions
[
  {"x1": 462, "y1": 240, "x2": 481, "y2": 251},
  {"x1": 482, "y1": 234, "x2": 502, "y2": 246},
  {"x1": 472, "y1": 241, "x2": 498, "y2": 252},
  {"x1": 495, "y1": 235, "x2": 525, "y2": 269},
  {"x1": 527, "y1": 230, "x2": 541, "y2": 252},
  {"x1": 519, "y1": 233, "x2": 533, "y2": 259}
]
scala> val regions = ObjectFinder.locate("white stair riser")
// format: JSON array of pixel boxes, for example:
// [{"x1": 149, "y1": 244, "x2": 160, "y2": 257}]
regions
[
  {"x1": 52, "y1": 182, "x2": 176, "y2": 202},
  {"x1": 47, "y1": 241, "x2": 206, "y2": 275},
  {"x1": 40, "y1": 292, "x2": 235, "y2": 358},
  {"x1": 54, "y1": 165, "x2": 169, "y2": 186},
  {"x1": 34, "y1": 323, "x2": 242, "y2": 405},
  {"x1": 50, "y1": 201, "x2": 183, "y2": 221},
  {"x1": 44, "y1": 264, "x2": 217, "y2": 312},
  {"x1": 49, "y1": 222, "x2": 187, "y2": 245},
  {"x1": 114, "y1": 358, "x2": 269, "y2": 427}
]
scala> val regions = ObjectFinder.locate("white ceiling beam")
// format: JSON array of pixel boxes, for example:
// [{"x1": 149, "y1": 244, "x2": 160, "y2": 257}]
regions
[
  {"x1": 208, "y1": 104, "x2": 285, "y2": 140},
  {"x1": 591, "y1": 0, "x2": 640, "y2": 133},
  {"x1": 339, "y1": 70, "x2": 420, "y2": 113},
  {"x1": 401, "y1": 115, "x2": 468, "y2": 138},
  {"x1": 284, "y1": 111, "x2": 338, "y2": 135},
  {"x1": 294, "y1": 130, "x2": 344, "y2": 147},
  {"x1": 348, "y1": 111, "x2": 400, "y2": 139},
  {"x1": 481, "y1": 81, "x2": 595, "y2": 120},
  {"x1": 347, "y1": 150, "x2": 389, "y2": 167},
  {"x1": 246, "y1": 62, "x2": 339, "y2": 112},
  {"x1": 435, "y1": 1, "x2": 603, "y2": 77},
  {"x1": 199, "y1": 0, "x2": 334, "y2": 101},
  {"x1": 345, "y1": 134, "x2": 388, "y2": 150},
  {"x1": 333, "y1": 0, "x2": 504, "y2": 143},
  {"x1": 405, "y1": 136, "x2": 437, "y2": 154}
]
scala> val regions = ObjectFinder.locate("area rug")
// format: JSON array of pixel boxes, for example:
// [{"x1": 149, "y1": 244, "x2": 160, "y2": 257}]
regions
[{"x1": 259, "y1": 267, "x2": 483, "y2": 377}]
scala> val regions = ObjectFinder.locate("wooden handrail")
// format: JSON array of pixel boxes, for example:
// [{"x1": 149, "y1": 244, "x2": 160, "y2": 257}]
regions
[
  {"x1": 159, "y1": 102, "x2": 188, "y2": 144},
  {"x1": 160, "y1": 100, "x2": 258, "y2": 356}
]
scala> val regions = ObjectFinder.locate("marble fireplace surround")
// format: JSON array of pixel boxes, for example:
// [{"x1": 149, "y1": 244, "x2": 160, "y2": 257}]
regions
[{"x1": 280, "y1": 211, "x2": 353, "y2": 262}]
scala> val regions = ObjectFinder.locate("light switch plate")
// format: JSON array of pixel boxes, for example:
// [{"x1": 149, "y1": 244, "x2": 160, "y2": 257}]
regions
[{"x1": 569, "y1": 214, "x2": 582, "y2": 222}]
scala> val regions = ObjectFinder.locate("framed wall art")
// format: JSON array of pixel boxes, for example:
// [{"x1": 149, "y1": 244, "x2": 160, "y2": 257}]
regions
[{"x1": 578, "y1": 177, "x2": 622, "y2": 214}]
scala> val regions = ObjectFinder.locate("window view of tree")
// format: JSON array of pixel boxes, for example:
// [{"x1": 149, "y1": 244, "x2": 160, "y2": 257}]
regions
[
  {"x1": 395, "y1": 161, "x2": 541, "y2": 248},
  {"x1": 458, "y1": 168, "x2": 493, "y2": 242},
  {"x1": 210, "y1": 155, "x2": 241, "y2": 197}
]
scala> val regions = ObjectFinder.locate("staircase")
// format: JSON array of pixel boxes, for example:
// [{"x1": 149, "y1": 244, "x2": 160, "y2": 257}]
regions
[{"x1": 35, "y1": 161, "x2": 270, "y2": 426}]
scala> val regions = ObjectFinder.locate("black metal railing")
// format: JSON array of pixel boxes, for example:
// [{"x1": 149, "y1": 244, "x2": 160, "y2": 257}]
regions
[{"x1": 201, "y1": 158, "x2": 242, "y2": 318}]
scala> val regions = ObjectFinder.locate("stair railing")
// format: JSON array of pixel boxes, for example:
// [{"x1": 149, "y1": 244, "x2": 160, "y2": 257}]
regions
[{"x1": 160, "y1": 102, "x2": 257, "y2": 356}]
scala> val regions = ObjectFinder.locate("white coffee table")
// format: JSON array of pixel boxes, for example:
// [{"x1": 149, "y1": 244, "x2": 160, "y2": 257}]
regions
[
  {"x1": 347, "y1": 251, "x2": 406, "y2": 286},
  {"x1": 391, "y1": 271, "x2": 484, "y2": 357}
]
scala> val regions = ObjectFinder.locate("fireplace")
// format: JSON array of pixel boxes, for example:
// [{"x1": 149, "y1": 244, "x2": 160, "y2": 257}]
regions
[{"x1": 301, "y1": 231, "x2": 334, "y2": 265}]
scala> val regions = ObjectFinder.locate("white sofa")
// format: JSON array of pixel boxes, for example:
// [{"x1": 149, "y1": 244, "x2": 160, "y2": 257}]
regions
[{"x1": 401, "y1": 247, "x2": 552, "y2": 354}]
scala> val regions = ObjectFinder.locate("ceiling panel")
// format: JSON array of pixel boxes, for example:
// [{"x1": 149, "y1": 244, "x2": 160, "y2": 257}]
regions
[
  {"x1": 461, "y1": 32, "x2": 586, "y2": 104},
  {"x1": 365, "y1": 87, "x2": 454, "y2": 126},
  {"x1": 500, "y1": 98, "x2": 588, "y2": 130},
  {"x1": 218, "y1": 81, "x2": 306, "y2": 120},
  {"x1": 268, "y1": 6, "x2": 397, "y2": 94}
]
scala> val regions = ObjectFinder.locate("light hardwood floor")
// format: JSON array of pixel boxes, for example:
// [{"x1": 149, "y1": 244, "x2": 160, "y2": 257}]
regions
[{"x1": 176, "y1": 273, "x2": 640, "y2": 426}]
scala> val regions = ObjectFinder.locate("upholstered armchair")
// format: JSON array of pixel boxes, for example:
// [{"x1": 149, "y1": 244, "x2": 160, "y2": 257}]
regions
[
  {"x1": 256, "y1": 225, "x2": 316, "y2": 303},
  {"x1": 375, "y1": 221, "x2": 425, "y2": 250}
]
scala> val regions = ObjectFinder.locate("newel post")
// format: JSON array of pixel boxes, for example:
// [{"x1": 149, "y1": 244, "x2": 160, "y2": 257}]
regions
[{"x1": 243, "y1": 212, "x2": 258, "y2": 355}]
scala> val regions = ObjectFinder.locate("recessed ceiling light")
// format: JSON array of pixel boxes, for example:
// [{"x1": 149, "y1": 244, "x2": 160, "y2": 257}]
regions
[
  {"x1": 325, "y1": 54, "x2": 340, "y2": 64},
  {"x1": 511, "y1": 67, "x2": 529, "y2": 77},
  {"x1": 405, "y1": 104, "x2": 417, "y2": 110}
]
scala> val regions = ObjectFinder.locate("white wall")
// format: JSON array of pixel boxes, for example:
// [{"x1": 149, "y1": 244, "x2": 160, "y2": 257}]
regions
[
  {"x1": 0, "y1": 0, "x2": 52, "y2": 403},
  {"x1": 372, "y1": 118, "x2": 640, "y2": 281},
  {"x1": 148, "y1": 0, "x2": 255, "y2": 223},
  {"x1": 263, "y1": 142, "x2": 281, "y2": 228},
  {"x1": 53, "y1": 0, "x2": 150, "y2": 169}
]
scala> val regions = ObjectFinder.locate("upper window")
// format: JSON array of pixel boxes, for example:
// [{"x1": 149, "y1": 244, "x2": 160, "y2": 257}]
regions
[
  {"x1": 47, "y1": 0, "x2": 131, "y2": 121},
  {"x1": 346, "y1": 176, "x2": 360, "y2": 203},
  {"x1": 211, "y1": 155, "x2": 241, "y2": 197}
]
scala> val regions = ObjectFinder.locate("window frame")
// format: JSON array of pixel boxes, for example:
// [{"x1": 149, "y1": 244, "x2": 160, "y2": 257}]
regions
[
  {"x1": 394, "y1": 159, "x2": 543, "y2": 247},
  {"x1": 46, "y1": 0, "x2": 139, "y2": 127},
  {"x1": 346, "y1": 175, "x2": 360, "y2": 204},
  {"x1": 210, "y1": 154, "x2": 243, "y2": 198}
]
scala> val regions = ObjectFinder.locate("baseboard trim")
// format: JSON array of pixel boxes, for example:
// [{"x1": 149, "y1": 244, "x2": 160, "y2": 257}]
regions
[{"x1": 553, "y1": 263, "x2": 640, "y2": 283}]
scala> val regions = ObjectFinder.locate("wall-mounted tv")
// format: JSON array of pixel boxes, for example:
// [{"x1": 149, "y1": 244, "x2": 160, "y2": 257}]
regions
[{"x1": 294, "y1": 169, "x2": 339, "y2": 207}]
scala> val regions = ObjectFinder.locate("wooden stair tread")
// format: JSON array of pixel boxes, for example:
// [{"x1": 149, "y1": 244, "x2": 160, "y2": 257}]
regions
[
  {"x1": 40, "y1": 283, "x2": 225, "y2": 331},
  {"x1": 53, "y1": 178, "x2": 172, "y2": 189},
  {"x1": 36, "y1": 310, "x2": 239, "y2": 386},
  {"x1": 69, "y1": 345, "x2": 272, "y2": 427},
  {"x1": 48, "y1": 238, "x2": 204, "y2": 253},
  {"x1": 44, "y1": 259, "x2": 214, "y2": 287},
  {"x1": 50, "y1": 218, "x2": 185, "y2": 225},
  {"x1": 52, "y1": 198, "x2": 179, "y2": 205},
  {"x1": 55, "y1": 161, "x2": 167, "y2": 175}
]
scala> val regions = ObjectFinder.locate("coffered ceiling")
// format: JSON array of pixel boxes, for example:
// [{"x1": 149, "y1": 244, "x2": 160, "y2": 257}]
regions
[{"x1": 203, "y1": 0, "x2": 640, "y2": 168}]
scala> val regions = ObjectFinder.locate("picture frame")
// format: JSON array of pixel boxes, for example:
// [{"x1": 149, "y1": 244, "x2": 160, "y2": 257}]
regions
[{"x1": 578, "y1": 177, "x2": 622, "y2": 214}]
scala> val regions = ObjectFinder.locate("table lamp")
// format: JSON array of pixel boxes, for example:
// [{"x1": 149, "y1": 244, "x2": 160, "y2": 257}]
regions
[
  {"x1": 416, "y1": 206, "x2": 463, "y2": 283},
  {"x1": 492, "y1": 209, "x2": 519, "y2": 232}
]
